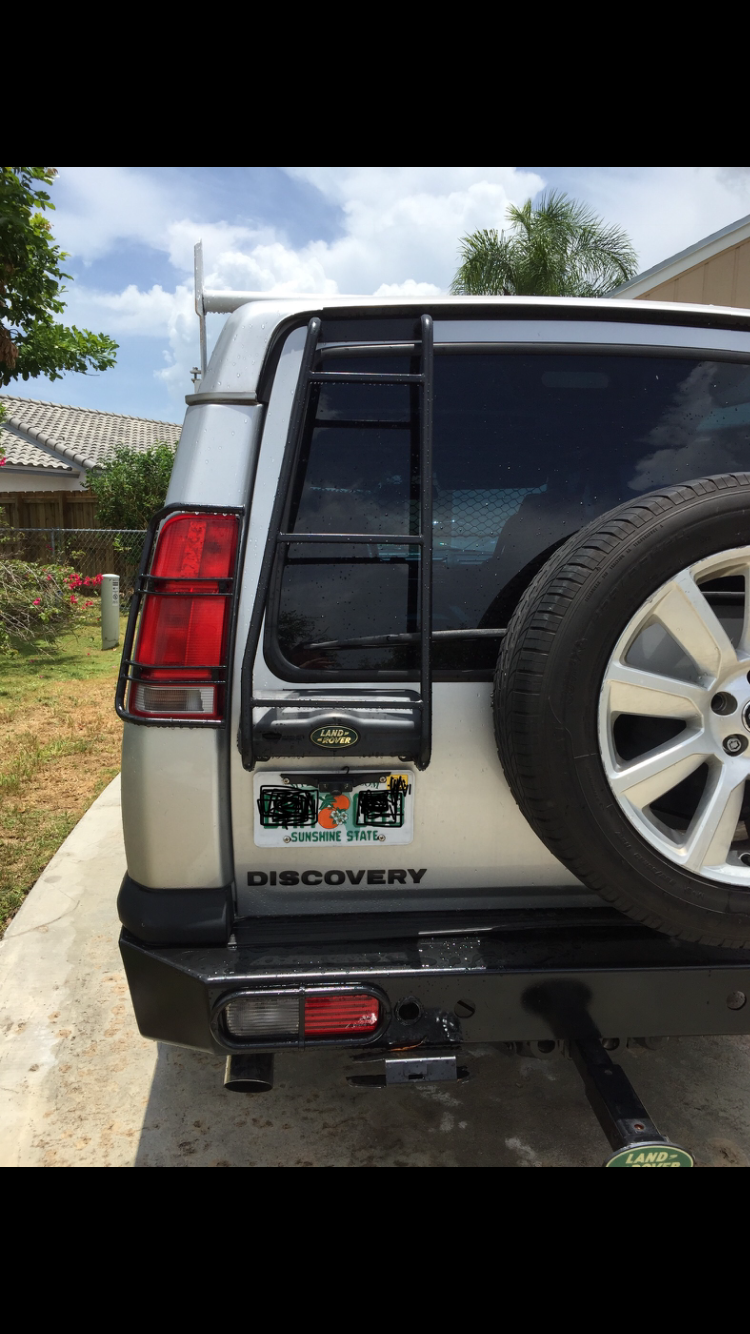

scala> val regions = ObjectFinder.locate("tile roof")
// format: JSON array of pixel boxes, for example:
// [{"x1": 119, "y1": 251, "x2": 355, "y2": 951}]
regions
[
  {"x1": 0, "y1": 395, "x2": 181, "y2": 472},
  {"x1": 0, "y1": 423, "x2": 74, "y2": 472}
]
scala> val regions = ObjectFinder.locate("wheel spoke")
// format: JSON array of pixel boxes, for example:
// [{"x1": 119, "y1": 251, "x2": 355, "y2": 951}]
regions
[
  {"x1": 601, "y1": 549, "x2": 750, "y2": 884},
  {"x1": 604, "y1": 661, "x2": 708, "y2": 720},
  {"x1": 609, "y1": 730, "x2": 709, "y2": 810},
  {"x1": 651, "y1": 571, "x2": 737, "y2": 681},
  {"x1": 740, "y1": 564, "x2": 750, "y2": 659},
  {"x1": 682, "y1": 767, "x2": 746, "y2": 874}
]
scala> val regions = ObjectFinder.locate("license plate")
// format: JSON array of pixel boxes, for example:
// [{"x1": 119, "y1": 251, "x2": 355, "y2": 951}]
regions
[{"x1": 253, "y1": 770, "x2": 414, "y2": 848}]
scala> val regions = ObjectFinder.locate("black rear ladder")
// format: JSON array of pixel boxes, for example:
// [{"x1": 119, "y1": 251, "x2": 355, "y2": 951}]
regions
[{"x1": 239, "y1": 314, "x2": 435, "y2": 771}]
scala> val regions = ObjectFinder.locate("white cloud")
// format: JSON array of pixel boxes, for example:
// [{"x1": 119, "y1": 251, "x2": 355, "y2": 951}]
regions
[
  {"x1": 46, "y1": 166, "x2": 750, "y2": 412},
  {"x1": 374, "y1": 279, "x2": 442, "y2": 296},
  {"x1": 566, "y1": 167, "x2": 750, "y2": 273},
  {"x1": 284, "y1": 166, "x2": 541, "y2": 209},
  {"x1": 53, "y1": 166, "x2": 182, "y2": 262},
  {"x1": 155, "y1": 289, "x2": 205, "y2": 400},
  {"x1": 60, "y1": 275, "x2": 197, "y2": 400},
  {"x1": 716, "y1": 167, "x2": 750, "y2": 192},
  {"x1": 280, "y1": 168, "x2": 545, "y2": 294},
  {"x1": 55, "y1": 167, "x2": 545, "y2": 404},
  {"x1": 63, "y1": 282, "x2": 184, "y2": 337},
  {"x1": 164, "y1": 219, "x2": 275, "y2": 276}
]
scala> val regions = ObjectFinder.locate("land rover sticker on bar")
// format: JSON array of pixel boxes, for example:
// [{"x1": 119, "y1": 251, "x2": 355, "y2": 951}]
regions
[
  {"x1": 253, "y1": 771, "x2": 415, "y2": 847},
  {"x1": 605, "y1": 1145, "x2": 694, "y2": 1167},
  {"x1": 310, "y1": 726, "x2": 360, "y2": 749}
]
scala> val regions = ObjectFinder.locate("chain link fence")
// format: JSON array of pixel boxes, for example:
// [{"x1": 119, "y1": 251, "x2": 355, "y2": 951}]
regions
[
  {"x1": 0, "y1": 529, "x2": 147, "y2": 596},
  {"x1": 432, "y1": 486, "x2": 547, "y2": 561}
]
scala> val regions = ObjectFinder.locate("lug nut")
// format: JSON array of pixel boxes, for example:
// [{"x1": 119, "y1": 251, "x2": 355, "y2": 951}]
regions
[
  {"x1": 712, "y1": 692, "x2": 738, "y2": 715},
  {"x1": 724, "y1": 735, "x2": 748, "y2": 755}
]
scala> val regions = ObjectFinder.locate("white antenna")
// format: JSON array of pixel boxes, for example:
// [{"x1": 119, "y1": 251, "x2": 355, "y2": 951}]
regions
[
  {"x1": 194, "y1": 241, "x2": 207, "y2": 379},
  {"x1": 191, "y1": 239, "x2": 403, "y2": 371}
]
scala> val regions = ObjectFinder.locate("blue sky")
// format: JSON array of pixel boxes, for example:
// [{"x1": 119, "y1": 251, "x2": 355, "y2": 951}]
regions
[{"x1": 20, "y1": 166, "x2": 750, "y2": 425}]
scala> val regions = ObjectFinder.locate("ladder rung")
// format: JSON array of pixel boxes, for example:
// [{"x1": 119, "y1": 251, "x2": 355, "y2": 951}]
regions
[
  {"x1": 302, "y1": 628, "x2": 506, "y2": 650},
  {"x1": 319, "y1": 342, "x2": 420, "y2": 359},
  {"x1": 277, "y1": 532, "x2": 424, "y2": 545}
]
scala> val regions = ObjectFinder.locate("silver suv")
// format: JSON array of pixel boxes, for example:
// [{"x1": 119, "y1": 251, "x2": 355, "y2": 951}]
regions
[{"x1": 116, "y1": 263, "x2": 750, "y2": 1129}]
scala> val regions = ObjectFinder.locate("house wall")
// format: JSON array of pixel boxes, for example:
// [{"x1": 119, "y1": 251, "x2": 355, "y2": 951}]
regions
[
  {"x1": 0, "y1": 470, "x2": 85, "y2": 492},
  {"x1": 637, "y1": 237, "x2": 750, "y2": 308}
]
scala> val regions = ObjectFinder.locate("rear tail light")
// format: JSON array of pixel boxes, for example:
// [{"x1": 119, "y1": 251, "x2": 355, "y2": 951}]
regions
[
  {"x1": 304, "y1": 996, "x2": 380, "y2": 1036},
  {"x1": 128, "y1": 512, "x2": 239, "y2": 722},
  {"x1": 222, "y1": 990, "x2": 382, "y2": 1042}
]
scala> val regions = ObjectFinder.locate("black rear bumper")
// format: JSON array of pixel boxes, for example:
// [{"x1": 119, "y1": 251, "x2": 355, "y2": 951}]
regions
[{"x1": 119, "y1": 908, "x2": 750, "y2": 1056}]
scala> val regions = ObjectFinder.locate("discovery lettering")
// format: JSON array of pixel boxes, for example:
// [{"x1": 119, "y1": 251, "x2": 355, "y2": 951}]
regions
[{"x1": 248, "y1": 869, "x2": 428, "y2": 887}]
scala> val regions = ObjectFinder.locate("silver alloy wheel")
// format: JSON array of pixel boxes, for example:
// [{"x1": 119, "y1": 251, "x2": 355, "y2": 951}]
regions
[{"x1": 598, "y1": 547, "x2": 750, "y2": 887}]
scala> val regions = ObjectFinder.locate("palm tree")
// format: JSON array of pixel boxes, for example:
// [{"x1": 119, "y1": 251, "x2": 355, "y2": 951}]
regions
[{"x1": 450, "y1": 190, "x2": 638, "y2": 297}]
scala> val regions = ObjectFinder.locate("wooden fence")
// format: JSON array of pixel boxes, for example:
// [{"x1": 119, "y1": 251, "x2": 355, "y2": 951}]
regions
[{"x1": 0, "y1": 490, "x2": 99, "y2": 529}]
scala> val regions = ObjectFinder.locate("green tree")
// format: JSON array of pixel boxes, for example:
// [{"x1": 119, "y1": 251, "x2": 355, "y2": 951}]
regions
[
  {"x1": 0, "y1": 167, "x2": 118, "y2": 392},
  {"x1": 451, "y1": 190, "x2": 638, "y2": 298},
  {"x1": 87, "y1": 443, "x2": 176, "y2": 529}
]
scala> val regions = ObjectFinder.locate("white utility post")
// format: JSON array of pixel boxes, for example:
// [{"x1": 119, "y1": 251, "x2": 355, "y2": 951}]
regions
[{"x1": 101, "y1": 574, "x2": 120, "y2": 650}]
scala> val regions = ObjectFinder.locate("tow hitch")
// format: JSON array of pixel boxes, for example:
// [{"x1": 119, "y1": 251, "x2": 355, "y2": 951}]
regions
[
  {"x1": 570, "y1": 1038, "x2": 694, "y2": 1167},
  {"x1": 348, "y1": 1052, "x2": 470, "y2": 1087}
]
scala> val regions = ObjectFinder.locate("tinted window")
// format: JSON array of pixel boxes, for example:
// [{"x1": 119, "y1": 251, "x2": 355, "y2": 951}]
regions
[{"x1": 272, "y1": 352, "x2": 750, "y2": 677}]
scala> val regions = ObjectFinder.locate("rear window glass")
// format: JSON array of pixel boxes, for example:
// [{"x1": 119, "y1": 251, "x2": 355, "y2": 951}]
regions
[{"x1": 272, "y1": 352, "x2": 750, "y2": 677}]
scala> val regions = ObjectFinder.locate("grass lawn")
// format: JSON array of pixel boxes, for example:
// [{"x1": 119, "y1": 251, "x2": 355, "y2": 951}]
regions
[{"x1": 0, "y1": 610, "x2": 126, "y2": 934}]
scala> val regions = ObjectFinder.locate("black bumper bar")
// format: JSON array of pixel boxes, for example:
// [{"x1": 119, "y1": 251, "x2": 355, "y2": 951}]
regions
[{"x1": 119, "y1": 908, "x2": 750, "y2": 1056}]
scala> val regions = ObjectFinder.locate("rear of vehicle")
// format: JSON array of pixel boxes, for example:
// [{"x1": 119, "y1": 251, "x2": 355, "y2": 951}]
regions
[{"x1": 116, "y1": 294, "x2": 750, "y2": 1091}]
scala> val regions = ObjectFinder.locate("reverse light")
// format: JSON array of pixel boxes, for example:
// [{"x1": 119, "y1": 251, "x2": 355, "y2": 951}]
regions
[
  {"x1": 225, "y1": 993, "x2": 300, "y2": 1039},
  {"x1": 128, "y1": 512, "x2": 239, "y2": 722}
]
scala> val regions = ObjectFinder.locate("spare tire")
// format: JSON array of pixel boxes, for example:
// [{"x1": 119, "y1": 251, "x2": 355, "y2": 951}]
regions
[{"x1": 495, "y1": 473, "x2": 750, "y2": 948}]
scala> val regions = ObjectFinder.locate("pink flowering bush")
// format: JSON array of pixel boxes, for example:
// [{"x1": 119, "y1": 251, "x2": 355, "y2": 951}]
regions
[
  {"x1": 67, "y1": 572, "x2": 103, "y2": 593},
  {"x1": 0, "y1": 561, "x2": 104, "y2": 653},
  {"x1": 0, "y1": 512, "x2": 104, "y2": 652}
]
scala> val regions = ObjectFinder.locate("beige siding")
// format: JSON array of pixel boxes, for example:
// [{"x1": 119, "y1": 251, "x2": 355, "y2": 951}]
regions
[{"x1": 638, "y1": 237, "x2": 750, "y2": 308}]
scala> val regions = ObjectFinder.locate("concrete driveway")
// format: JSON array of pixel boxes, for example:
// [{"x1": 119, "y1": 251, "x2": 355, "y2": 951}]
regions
[{"x1": 1, "y1": 777, "x2": 750, "y2": 1168}]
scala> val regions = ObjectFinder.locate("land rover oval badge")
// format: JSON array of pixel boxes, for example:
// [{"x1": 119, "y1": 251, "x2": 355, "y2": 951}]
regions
[
  {"x1": 605, "y1": 1144, "x2": 694, "y2": 1167},
  {"x1": 310, "y1": 725, "x2": 360, "y2": 749}
]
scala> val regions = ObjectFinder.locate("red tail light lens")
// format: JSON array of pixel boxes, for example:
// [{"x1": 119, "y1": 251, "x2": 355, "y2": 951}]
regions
[
  {"x1": 130, "y1": 513, "x2": 239, "y2": 721},
  {"x1": 304, "y1": 994, "x2": 381, "y2": 1036}
]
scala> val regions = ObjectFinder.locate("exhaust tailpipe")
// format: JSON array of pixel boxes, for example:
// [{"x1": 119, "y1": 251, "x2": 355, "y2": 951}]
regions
[{"x1": 224, "y1": 1053, "x2": 274, "y2": 1093}]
